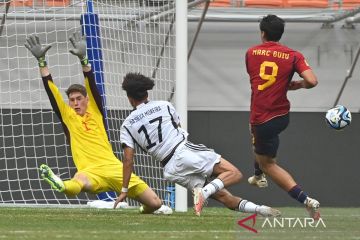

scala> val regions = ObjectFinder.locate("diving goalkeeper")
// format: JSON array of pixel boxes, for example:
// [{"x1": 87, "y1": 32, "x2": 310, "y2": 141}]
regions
[{"x1": 25, "y1": 33, "x2": 169, "y2": 214}]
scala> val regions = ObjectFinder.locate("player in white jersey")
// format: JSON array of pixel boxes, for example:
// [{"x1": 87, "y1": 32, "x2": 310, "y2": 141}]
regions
[{"x1": 114, "y1": 72, "x2": 281, "y2": 217}]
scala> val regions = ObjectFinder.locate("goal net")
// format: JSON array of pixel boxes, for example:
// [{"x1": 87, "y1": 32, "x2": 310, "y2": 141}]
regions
[{"x1": 0, "y1": 0, "x2": 176, "y2": 207}]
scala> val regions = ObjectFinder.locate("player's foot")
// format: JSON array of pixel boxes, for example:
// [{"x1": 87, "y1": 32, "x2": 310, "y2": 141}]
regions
[
  {"x1": 153, "y1": 205, "x2": 173, "y2": 215},
  {"x1": 39, "y1": 164, "x2": 65, "y2": 192},
  {"x1": 248, "y1": 174, "x2": 268, "y2": 188},
  {"x1": 305, "y1": 197, "x2": 320, "y2": 220},
  {"x1": 139, "y1": 205, "x2": 145, "y2": 214},
  {"x1": 193, "y1": 187, "x2": 206, "y2": 216},
  {"x1": 256, "y1": 205, "x2": 281, "y2": 217}
]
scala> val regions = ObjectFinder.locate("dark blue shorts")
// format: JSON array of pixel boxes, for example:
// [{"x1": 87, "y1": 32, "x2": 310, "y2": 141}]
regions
[{"x1": 251, "y1": 114, "x2": 289, "y2": 158}]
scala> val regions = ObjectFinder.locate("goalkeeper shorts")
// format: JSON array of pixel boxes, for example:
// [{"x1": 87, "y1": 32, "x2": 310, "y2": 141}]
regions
[{"x1": 78, "y1": 165, "x2": 148, "y2": 198}]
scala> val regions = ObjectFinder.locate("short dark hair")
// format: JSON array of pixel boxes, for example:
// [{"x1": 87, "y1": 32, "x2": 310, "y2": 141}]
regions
[
  {"x1": 65, "y1": 84, "x2": 87, "y2": 97},
  {"x1": 122, "y1": 72, "x2": 154, "y2": 101},
  {"x1": 260, "y1": 14, "x2": 285, "y2": 42}
]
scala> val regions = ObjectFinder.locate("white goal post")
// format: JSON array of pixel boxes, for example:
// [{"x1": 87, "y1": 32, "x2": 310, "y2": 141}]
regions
[{"x1": 0, "y1": 0, "x2": 187, "y2": 209}]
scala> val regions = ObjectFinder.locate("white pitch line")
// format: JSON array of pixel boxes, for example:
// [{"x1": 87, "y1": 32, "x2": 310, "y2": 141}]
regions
[{"x1": 6, "y1": 229, "x2": 353, "y2": 234}]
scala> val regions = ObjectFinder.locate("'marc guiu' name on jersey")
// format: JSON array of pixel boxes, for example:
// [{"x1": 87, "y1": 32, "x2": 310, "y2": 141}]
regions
[
  {"x1": 42, "y1": 71, "x2": 121, "y2": 171},
  {"x1": 246, "y1": 41, "x2": 311, "y2": 125},
  {"x1": 120, "y1": 101, "x2": 187, "y2": 161}
]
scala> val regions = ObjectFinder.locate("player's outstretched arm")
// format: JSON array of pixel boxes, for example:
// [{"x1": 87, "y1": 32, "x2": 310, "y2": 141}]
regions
[
  {"x1": 113, "y1": 146, "x2": 135, "y2": 209},
  {"x1": 24, "y1": 35, "x2": 52, "y2": 77},
  {"x1": 68, "y1": 32, "x2": 91, "y2": 72},
  {"x1": 25, "y1": 34, "x2": 70, "y2": 120},
  {"x1": 69, "y1": 32, "x2": 105, "y2": 114}
]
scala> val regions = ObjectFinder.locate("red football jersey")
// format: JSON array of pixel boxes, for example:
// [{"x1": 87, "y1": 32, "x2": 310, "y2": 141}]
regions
[{"x1": 246, "y1": 41, "x2": 310, "y2": 124}]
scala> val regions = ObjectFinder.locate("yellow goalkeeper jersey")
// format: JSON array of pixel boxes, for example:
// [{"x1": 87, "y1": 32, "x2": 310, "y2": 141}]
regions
[{"x1": 42, "y1": 71, "x2": 121, "y2": 171}]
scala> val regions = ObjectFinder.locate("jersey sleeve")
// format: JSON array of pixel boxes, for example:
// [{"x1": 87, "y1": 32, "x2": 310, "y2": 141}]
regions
[
  {"x1": 42, "y1": 74, "x2": 73, "y2": 121},
  {"x1": 83, "y1": 70, "x2": 104, "y2": 116},
  {"x1": 120, "y1": 122, "x2": 135, "y2": 149},
  {"x1": 294, "y1": 51, "x2": 311, "y2": 74}
]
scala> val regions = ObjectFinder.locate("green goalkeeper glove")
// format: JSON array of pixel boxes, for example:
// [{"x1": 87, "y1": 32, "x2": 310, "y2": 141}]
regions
[
  {"x1": 24, "y1": 35, "x2": 51, "y2": 68},
  {"x1": 69, "y1": 32, "x2": 89, "y2": 66}
]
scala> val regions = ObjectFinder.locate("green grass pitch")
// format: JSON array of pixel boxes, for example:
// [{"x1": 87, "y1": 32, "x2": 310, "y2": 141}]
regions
[{"x1": 0, "y1": 207, "x2": 359, "y2": 240}]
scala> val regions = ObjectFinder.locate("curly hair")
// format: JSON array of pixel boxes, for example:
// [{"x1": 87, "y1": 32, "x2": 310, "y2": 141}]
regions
[{"x1": 122, "y1": 72, "x2": 154, "y2": 101}]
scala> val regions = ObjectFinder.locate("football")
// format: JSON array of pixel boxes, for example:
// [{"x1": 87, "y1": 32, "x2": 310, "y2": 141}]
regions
[{"x1": 325, "y1": 105, "x2": 352, "y2": 130}]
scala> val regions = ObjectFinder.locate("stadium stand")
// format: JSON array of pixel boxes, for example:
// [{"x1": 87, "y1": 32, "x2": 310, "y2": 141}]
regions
[
  {"x1": 333, "y1": 0, "x2": 360, "y2": 9},
  {"x1": 286, "y1": 0, "x2": 329, "y2": 8},
  {"x1": 6, "y1": 0, "x2": 70, "y2": 7},
  {"x1": 45, "y1": 0, "x2": 70, "y2": 7},
  {"x1": 209, "y1": 0, "x2": 232, "y2": 7},
  {"x1": 243, "y1": 0, "x2": 284, "y2": 7},
  {"x1": 9, "y1": 0, "x2": 33, "y2": 6}
]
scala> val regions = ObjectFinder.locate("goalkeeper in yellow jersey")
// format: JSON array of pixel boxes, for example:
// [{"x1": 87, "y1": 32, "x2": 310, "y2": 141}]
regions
[{"x1": 24, "y1": 33, "x2": 169, "y2": 214}]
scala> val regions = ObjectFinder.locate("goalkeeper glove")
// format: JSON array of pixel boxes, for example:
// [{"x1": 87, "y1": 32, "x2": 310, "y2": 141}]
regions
[{"x1": 24, "y1": 35, "x2": 51, "y2": 68}]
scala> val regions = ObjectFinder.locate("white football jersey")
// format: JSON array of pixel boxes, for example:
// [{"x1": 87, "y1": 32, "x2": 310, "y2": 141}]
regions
[{"x1": 120, "y1": 100, "x2": 188, "y2": 161}]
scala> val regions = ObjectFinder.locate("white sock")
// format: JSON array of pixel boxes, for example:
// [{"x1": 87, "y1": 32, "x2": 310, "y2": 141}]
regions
[
  {"x1": 238, "y1": 199, "x2": 260, "y2": 213},
  {"x1": 201, "y1": 178, "x2": 224, "y2": 199}
]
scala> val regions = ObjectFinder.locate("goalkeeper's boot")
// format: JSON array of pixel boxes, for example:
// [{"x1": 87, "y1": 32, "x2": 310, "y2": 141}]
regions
[
  {"x1": 193, "y1": 187, "x2": 207, "y2": 217},
  {"x1": 153, "y1": 205, "x2": 173, "y2": 215},
  {"x1": 39, "y1": 164, "x2": 65, "y2": 192},
  {"x1": 305, "y1": 197, "x2": 321, "y2": 220},
  {"x1": 256, "y1": 205, "x2": 281, "y2": 217},
  {"x1": 248, "y1": 174, "x2": 268, "y2": 188}
]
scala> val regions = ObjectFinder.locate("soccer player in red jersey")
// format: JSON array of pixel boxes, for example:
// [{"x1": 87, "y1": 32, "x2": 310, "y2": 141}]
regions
[{"x1": 245, "y1": 15, "x2": 320, "y2": 219}]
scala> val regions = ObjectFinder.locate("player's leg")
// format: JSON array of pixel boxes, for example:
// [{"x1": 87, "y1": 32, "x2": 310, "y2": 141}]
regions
[
  {"x1": 248, "y1": 115, "x2": 289, "y2": 188},
  {"x1": 163, "y1": 143, "x2": 221, "y2": 216},
  {"x1": 39, "y1": 164, "x2": 65, "y2": 192},
  {"x1": 131, "y1": 186, "x2": 163, "y2": 214},
  {"x1": 39, "y1": 165, "x2": 90, "y2": 195},
  {"x1": 193, "y1": 157, "x2": 243, "y2": 214},
  {"x1": 170, "y1": 142, "x2": 237, "y2": 216},
  {"x1": 252, "y1": 114, "x2": 320, "y2": 219},
  {"x1": 248, "y1": 126, "x2": 268, "y2": 187},
  {"x1": 97, "y1": 164, "x2": 165, "y2": 214},
  {"x1": 126, "y1": 174, "x2": 163, "y2": 214},
  {"x1": 211, "y1": 158, "x2": 243, "y2": 187},
  {"x1": 256, "y1": 154, "x2": 297, "y2": 191},
  {"x1": 62, "y1": 172, "x2": 89, "y2": 196},
  {"x1": 211, "y1": 188, "x2": 281, "y2": 217},
  {"x1": 256, "y1": 154, "x2": 320, "y2": 219},
  {"x1": 193, "y1": 158, "x2": 242, "y2": 215},
  {"x1": 248, "y1": 158, "x2": 268, "y2": 188},
  {"x1": 65, "y1": 170, "x2": 110, "y2": 196},
  {"x1": 131, "y1": 185, "x2": 174, "y2": 215}
]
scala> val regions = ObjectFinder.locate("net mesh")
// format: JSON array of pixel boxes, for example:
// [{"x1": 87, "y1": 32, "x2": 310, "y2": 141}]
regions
[{"x1": 0, "y1": 0, "x2": 175, "y2": 206}]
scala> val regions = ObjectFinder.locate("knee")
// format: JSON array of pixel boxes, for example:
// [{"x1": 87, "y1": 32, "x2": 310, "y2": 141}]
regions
[
  {"x1": 73, "y1": 173, "x2": 90, "y2": 190},
  {"x1": 153, "y1": 197, "x2": 163, "y2": 209},
  {"x1": 258, "y1": 160, "x2": 276, "y2": 173},
  {"x1": 137, "y1": 187, "x2": 163, "y2": 211},
  {"x1": 147, "y1": 195, "x2": 162, "y2": 210},
  {"x1": 140, "y1": 197, "x2": 162, "y2": 214}
]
